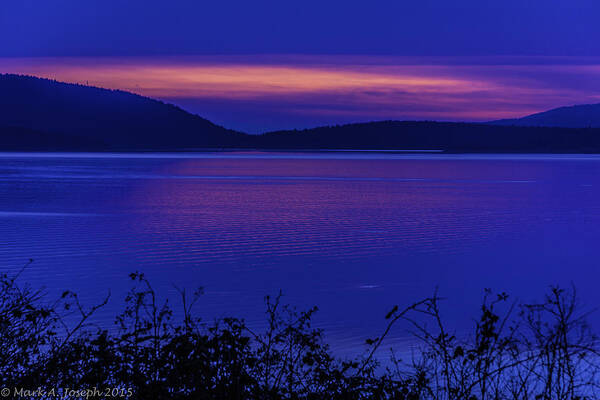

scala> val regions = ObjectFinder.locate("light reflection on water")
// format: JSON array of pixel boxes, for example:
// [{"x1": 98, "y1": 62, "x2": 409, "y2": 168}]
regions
[{"x1": 0, "y1": 152, "x2": 599, "y2": 353}]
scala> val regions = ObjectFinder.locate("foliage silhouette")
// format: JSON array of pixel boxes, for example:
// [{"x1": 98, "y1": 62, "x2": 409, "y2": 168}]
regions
[{"x1": 0, "y1": 265, "x2": 598, "y2": 399}]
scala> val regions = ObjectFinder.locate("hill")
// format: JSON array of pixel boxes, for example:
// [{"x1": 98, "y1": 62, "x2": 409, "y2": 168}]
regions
[
  {"x1": 255, "y1": 121, "x2": 600, "y2": 153},
  {"x1": 2, "y1": 74, "x2": 600, "y2": 153},
  {"x1": 0, "y1": 74, "x2": 247, "y2": 150},
  {"x1": 490, "y1": 104, "x2": 600, "y2": 129},
  {"x1": 0, "y1": 125, "x2": 108, "y2": 150}
]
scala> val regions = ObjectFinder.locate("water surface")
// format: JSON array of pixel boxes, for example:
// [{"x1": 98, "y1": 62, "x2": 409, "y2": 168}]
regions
[{"x1": 1, "y1": 152, "x2": 599, "y2": 352}]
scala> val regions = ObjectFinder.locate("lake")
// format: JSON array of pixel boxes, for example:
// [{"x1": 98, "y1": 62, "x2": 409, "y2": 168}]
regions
[{"x1": 1, "y1": 152, "x2": 599, "y2": 353}]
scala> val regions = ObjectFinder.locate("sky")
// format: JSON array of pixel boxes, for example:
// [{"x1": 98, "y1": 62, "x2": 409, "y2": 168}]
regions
[{"x1": 2, "y1": 1, "x2": 600, "y2": 132}]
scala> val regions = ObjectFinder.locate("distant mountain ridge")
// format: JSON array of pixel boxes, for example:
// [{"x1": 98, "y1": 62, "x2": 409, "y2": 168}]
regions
[
  {"x1": 0, "y1": 74, "x2": 247, "y2": 150},
  {"x1": 1, "y1": 74, "x2": 600, "y2": 153},
  {"x1": 255, "y1": 121, "x2": 600, "y2": 153},
  {"x1": 490, "y1": 103, "x2": 600, "y2": 128}
]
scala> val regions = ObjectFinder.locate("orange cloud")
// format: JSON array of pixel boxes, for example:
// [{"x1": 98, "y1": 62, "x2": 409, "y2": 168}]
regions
[
  {"x1": 0, "y1": 58, "x2": 487, "y2": 98},
  {"x1": 2, "y1": 55, "x2": 600, "y2": 131}
]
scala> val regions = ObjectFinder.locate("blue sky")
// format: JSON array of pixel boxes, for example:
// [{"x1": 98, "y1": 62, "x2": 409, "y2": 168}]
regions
[
  {"x1": 2, "y1": 1, "x2": 599, "y2": 132},
  {"x1": 2, "y1": 0, "x2": 599, "y2": 57}
]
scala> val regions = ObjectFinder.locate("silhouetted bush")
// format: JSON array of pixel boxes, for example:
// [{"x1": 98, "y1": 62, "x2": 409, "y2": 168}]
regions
[{"x1": 0, "y1": 264, "x2": 598, "y2": 399}]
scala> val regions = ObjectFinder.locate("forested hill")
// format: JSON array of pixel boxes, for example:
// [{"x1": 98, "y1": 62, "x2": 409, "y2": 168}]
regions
[
  {"x1": 255, "y1": 121, "x2": 600, "y2": 153},
  {"x1": 2, "y1": 74, "x2": 600, "y2": 153},
  {"x1": 0, "y1": 74, "x2": 248, "y2": 150}
]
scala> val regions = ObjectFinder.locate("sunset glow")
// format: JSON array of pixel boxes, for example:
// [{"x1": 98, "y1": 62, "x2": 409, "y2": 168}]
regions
[{"x1": 3, "y1": 56, "x2": 600, "y2": 132}]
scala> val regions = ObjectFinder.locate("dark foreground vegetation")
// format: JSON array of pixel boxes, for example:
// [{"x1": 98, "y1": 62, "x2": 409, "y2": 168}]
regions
[{"x1": 1, "y1": 262, "x2": 599, "y2": 399}]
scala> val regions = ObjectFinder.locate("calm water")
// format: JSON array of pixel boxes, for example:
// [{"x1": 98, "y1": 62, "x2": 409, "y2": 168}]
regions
[{"x1": 1, "y1": 152, "x2": 599, "y2": 352}]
